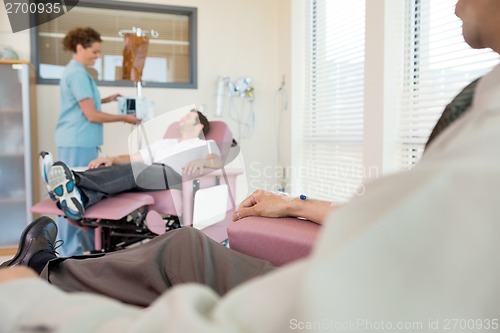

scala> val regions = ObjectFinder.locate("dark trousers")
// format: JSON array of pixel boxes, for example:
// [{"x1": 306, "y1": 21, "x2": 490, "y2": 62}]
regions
[
  {"x1": 40, "y1": 228, "x2": 276, "y2": 307},
  {"x1": 74, "y1": 162, "x2": 182, "y2": 207}
]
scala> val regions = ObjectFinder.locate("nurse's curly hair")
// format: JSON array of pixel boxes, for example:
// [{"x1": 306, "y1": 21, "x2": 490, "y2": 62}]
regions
[{"x1": 63, "y1": 27, "x2": 102, "y2": 52}]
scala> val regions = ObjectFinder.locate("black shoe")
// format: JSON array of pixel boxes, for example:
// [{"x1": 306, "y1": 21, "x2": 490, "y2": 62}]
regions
[{"x1": 0, "y1": 216, "x2": 59, "y2": 269}]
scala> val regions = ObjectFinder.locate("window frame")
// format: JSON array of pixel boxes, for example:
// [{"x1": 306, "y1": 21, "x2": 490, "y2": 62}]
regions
[
  {"x1": 291, "y1": 0, "x2": 498, "y2": 198},
  {"x1": 30, "y1": 0, "x2": 198, "y2": 89}
]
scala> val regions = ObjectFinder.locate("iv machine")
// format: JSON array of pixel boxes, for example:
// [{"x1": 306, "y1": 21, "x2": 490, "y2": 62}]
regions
[{"x1": 117, "y1": 96, "x2": 154, "y2": 121}]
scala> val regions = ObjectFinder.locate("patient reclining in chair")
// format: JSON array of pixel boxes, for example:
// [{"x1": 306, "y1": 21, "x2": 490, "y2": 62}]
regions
[{"x1": 39, "y1": 109, "x2": 222, "y2": 221}]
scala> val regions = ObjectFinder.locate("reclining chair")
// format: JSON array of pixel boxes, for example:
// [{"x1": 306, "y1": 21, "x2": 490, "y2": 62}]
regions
[
  {"x1": 227, "y1": 217, "x2": 321, "y2": 266},
  {"x1": 31, "y1": 121, "x2": 243, "y2": 252}
]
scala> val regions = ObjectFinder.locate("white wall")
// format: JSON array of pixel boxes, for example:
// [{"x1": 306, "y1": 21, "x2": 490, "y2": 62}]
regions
[{"x1": 0, "y1": 0, "x2": 293, "y2": 202}]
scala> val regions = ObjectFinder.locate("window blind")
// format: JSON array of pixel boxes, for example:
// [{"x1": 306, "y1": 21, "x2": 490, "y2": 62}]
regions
[
  {"x1": 399, "y1": 0, "x2": 498, "y2": 168},
  {"x1": 298, "y1": 0, "x2": 366, "y2": 203}
]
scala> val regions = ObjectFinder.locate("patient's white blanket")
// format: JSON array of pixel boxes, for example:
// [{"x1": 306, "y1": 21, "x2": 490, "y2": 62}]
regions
[{"x1": 1, "y1": 65, "x2": 500, "y2": 332}]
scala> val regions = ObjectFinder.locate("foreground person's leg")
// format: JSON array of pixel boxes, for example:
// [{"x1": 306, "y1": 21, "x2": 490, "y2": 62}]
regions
[{"x1": 42, "y1": 227, "x2": 276, "y2": 307}]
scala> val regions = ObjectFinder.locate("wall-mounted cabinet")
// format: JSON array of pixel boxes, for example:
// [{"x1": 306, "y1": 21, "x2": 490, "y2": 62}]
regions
[{"x1": 0, "y1": 60, "x2": 38, "y2": 247}]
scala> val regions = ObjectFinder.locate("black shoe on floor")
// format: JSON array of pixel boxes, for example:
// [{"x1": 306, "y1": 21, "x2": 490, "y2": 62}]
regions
[{"x1": 0, "y1": 216, "x2": 60, "y2": 272}]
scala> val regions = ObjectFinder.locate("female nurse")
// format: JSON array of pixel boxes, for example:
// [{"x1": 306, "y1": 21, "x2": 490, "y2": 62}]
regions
[{"x1": 55, "y1": 27, "x2": 141, "y2": 256}]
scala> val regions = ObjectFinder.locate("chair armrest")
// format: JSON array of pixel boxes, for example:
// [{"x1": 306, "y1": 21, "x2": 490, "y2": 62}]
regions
[
  {"x1": 181, "y1": 167, "x2": 244, "y2": 179},
  {"x1": 181, "y1": 167, "x2": 243, "y2": 226},
  {"x1": 227, "y1": 216, "x2": 321, "y2": 266}
]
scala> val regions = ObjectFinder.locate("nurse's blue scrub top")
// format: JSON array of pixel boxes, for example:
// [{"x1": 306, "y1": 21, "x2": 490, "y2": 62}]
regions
[{"x1": 55, "y1": 60, "x2": 103, "y2": 147}]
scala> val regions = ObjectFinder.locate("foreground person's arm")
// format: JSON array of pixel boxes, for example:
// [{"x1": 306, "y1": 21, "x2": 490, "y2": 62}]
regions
[{"x1": 233, "y1": 190, "x2": 338, "y2": 225}]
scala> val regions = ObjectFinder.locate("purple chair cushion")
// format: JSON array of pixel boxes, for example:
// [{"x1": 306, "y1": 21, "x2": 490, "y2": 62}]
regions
[
  {"x1": 31, "y1": 192, "x2": 155, "y2": 220},
  {"x1": 227, "y1": 216, "x2": 321, "y2": 266}
]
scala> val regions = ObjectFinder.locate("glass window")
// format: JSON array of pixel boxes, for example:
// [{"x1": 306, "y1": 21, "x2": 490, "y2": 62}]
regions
[
  {"x1": 31, "y1": 0, "x2": 197, "y2": 88},
  {"x1": 297, "y1": 0, "x2": 366, "y2": 203}
]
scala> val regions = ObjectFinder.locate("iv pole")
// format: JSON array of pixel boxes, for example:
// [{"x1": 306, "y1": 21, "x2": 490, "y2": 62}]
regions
[{"x1": 118, "y1": 27, "x2": 159, "y2": 155}]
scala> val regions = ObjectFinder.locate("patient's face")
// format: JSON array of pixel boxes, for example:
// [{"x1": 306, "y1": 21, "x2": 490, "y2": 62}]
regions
[
  {"x1": 178, "y1": 111, "x2": 201, "y2": 135},
  {"x1": 180, "y1": 112, "x2": 198, "y2": 126}
]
